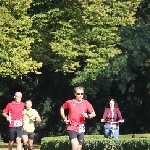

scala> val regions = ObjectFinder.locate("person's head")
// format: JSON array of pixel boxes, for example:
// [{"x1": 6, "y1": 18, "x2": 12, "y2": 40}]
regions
[
  {"x1": 105, "y1": 98, "x2": 118, "y2": 108},
  {"x1": 25, "y1": 100, "x2": 32, "y2": 110},
  {"x1": 74, "y1": 86, "x2": 84, "y2": 102},
  {"x1": 14, "y1": 92, "x2": 22, "y2": 103}
]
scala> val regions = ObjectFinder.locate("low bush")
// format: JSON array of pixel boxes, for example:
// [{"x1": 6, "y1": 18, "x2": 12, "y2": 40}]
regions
[{"x1": 40, "y1": 134, "x2": 150, "y2": 150}]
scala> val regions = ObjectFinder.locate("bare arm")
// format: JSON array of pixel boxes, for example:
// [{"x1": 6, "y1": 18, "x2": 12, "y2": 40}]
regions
[
  {"x1": 33, "y1": 110, "x2": 42, "y2": 122},
  {"x1": 2, "y1": 112, "x2": 8, "y2": 118},
  {"x1": 35, "y1": 116, "x2": 42, "y2": 122},
  {"x1": 83, "y1": 110, "x2": 96, "y2": 119},
  {"x1": 60, "y1": 106, "x2": 69, "y2": 124},
  {"x1": 2, "y1": 104, "x2": 11, "y2": 121},
  {"x1": 88, "y1": 110, "x2": 96, "y2": 119},
  {"x1": 60, "y1": 106, "x2": 67, "y2": 120},
  {"x1": 2, "y1": 112, "x2": 11, "y2": 121}
]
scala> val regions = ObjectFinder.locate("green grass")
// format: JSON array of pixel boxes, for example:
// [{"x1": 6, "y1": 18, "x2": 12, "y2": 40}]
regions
[
  {"x1": 0, "y1": 142, "x2": 40, "y2": 149},
  {"x1": 118, "y1": 134, "x2": 150, "y2": 139}
]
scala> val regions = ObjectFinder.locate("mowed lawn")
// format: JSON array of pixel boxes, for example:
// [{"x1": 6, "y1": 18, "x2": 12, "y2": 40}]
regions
[
  {"x1": 0, "y1": 148, "x2": 40, "y2": 150},
  {"x1": 0, "y1": 143, "x2": 40, "y2": 150}
]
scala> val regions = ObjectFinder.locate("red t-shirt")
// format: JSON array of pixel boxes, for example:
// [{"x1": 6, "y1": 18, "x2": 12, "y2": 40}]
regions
[
  {"x1": 62, "y1": 99, "x2": 94, "y2": 132},
  {"x1": 3, "y1": 101, "x2": 25, "y2": 127}
]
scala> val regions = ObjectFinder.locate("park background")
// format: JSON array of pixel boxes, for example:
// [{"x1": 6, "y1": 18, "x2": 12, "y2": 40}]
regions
[{"x1": 0, "y1": 0, "x2": 150, "y2": 143}]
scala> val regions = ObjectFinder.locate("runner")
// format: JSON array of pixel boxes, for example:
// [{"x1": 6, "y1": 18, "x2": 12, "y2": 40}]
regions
[
  {"x1": 2, "y1": 92, "x2": 24, "y2": 150},
  {"x1": 22, "y1": 100, "x2": 42, "y2": 150},
  {"x1": 60, "y1": 86, "x2": 96, "y2": 150}
]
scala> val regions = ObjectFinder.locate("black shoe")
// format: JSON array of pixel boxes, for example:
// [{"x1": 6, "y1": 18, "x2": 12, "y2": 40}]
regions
[{"x1": 23, "y1": 144, "x2": 28, "y2": 150}]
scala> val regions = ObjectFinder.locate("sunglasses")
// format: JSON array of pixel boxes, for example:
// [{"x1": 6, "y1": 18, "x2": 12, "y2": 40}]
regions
[{"x1": 76, "y1": 93, "x2": 84, "y2": 95}]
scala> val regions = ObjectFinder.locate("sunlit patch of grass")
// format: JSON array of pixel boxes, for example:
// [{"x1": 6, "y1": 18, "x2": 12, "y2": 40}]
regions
[{"x1": 0, "y1": 142, "x2": 40, "y2": 150}]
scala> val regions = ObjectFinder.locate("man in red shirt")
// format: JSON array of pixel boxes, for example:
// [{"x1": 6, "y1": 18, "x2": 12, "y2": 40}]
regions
[
  {"x1": 60, "y1": 86, "x2": 96, "y2": 150},
  {"x1": 2, "y1": 92, "x2": 24, "y2": 150}
]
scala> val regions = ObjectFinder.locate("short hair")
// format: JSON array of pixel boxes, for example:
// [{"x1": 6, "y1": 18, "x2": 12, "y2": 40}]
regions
[
  {"x1": 74, "y1": 86, "x2": 84, "y2": 93},
  {"x1": 15, "y1": 92, "x2": 22, "y2": 97},
  {"x1": 25, "y1": 100, "x2": 32, "y2": 104}
]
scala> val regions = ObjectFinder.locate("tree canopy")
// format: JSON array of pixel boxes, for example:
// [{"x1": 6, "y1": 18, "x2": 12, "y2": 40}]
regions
[{"x1": 0, "y1": 0, "x2": 42, "y2": 78}]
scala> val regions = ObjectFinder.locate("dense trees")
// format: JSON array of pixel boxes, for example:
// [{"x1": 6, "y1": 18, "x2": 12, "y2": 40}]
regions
[
  {"x1": 0, "y1": 0, "x2": 42, "y2": 78},
  {"x1": 0, "y1": 0, "x2": 150, "y2": 141}
]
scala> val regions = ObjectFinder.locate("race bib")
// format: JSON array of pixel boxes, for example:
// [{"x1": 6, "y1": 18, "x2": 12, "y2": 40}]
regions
[
  {"x1": 14, "y1": 120, "x2": 22, "y2": 127},
  {"x1": 79, "y1": 124, "x2": 85, "y2": 133}
]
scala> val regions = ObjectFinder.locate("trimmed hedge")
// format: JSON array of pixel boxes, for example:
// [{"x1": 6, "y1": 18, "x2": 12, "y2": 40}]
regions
[{"x1": 41, "y1": 135, "x2": 150, "y2": 150}]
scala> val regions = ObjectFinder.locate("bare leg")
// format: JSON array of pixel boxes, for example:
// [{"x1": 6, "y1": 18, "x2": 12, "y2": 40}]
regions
[
  {"x1": 77, "y1": 145, "x2": 82, "y2": 150},
  {"x1": 71, "y1": 138, "x2": 80, "y2": 150},
  {"x1": 22, "y1": 135, "x2": 28, "y2": 150},
  {"x1": 8, "y1": 141, "x2": 14, "y2": 150},
  {"x1": 16, "y1": 137, "x2": 22, "y2": 150},
  {"x1": 28, "y1": 139, "x2": 34, "y2": 150}
]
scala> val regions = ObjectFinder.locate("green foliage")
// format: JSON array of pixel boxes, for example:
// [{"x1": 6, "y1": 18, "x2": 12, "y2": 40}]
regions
[
  {"x1": 36, "y1": 97, "x2": 53, "y2": 130},
  {"x1": 1, "y1": 0, "x2": 150, "y2": 141},
  {"x1": 41, "y1": 135, "x2": 150, "y2": 150},
  {"x1": 28, "y1": 0, "x2": 142, "y2": 99},
  {"x1": 136, "y1": 0, "x2": 150, "y2": 24},
  {"x1": 71, "y1": 0, "x2": 141, "y2": 91},
  {"x1": 0, "y1": 0, "x2": 42, "y2": 78},
  {"x1": 119, "y1": 22, "x2": 150, "y2": 94},
  {"x1": 31, "y1": 0, "x2": 141, "y2": 74}
]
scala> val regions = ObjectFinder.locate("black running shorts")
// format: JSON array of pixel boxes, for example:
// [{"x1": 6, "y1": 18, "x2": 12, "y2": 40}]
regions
[
  {"x1": 68, "y1": 130, "x2": 84, "y2": 145},
  {"x1": 22, "y1": 130, "x2": 35, "y2": 140},
  {"x1": 9, "y1": 126, "x2": 23, "y2": 141}
]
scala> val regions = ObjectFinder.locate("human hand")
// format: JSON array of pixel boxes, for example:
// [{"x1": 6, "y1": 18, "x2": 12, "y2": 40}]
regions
[
  {"x1": 27, "y1": 115, "x2": 36, "y2": 121},
  {"x1": 119, "y1": 119, "x2": 124, "y2": 123},
  {"x1": 64, "y1": 116, "x2": 70, "y2": 124},
  {"x1": 82, "y1": 112, "x2": 88, "y2": 118},
  {"x1": 6, "y1": 116, "x2": 12, "y2": 122},
  {"x1": 101, "y1": 119, "x2": 105, "y2": 122},
  {"x1": 31, "y1": 116, "x2": 36, "y2": 121}
]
